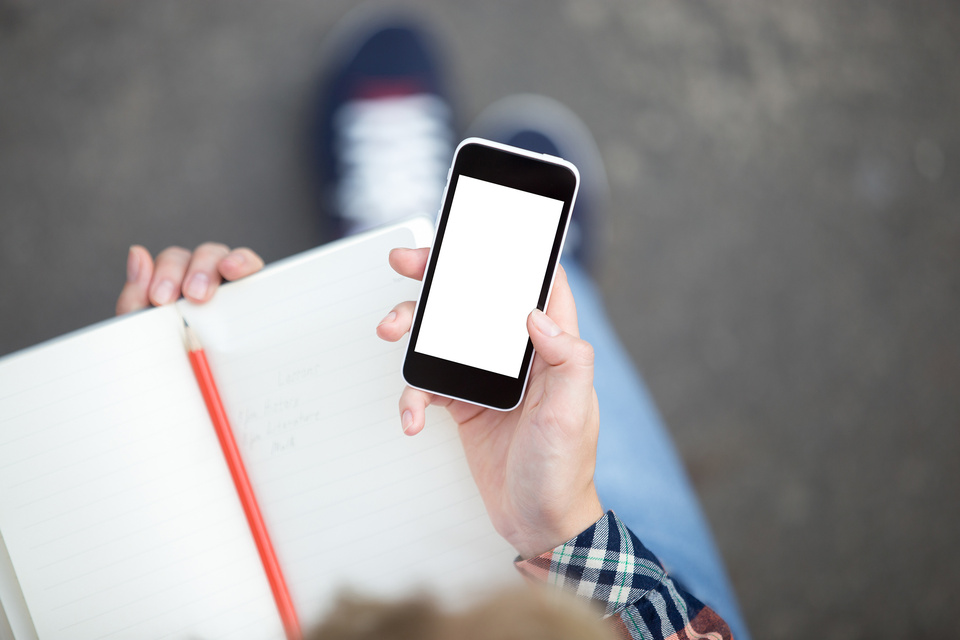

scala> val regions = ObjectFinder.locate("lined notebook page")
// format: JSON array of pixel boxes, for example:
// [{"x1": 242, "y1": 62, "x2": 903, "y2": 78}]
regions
[
  {"x1": 0, "y1": 306, "x2": 284, "y2": 640},
  {"x1": 181, "y1": 220, "x2": 518, "y2": 631}
]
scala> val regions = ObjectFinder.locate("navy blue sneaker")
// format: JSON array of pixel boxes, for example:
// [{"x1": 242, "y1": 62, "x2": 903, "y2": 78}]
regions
[
  {"x1": 316, "y1": 12, "x2": 455, "y2": 239},
  {"x1": 468, "y1": 94, "x2": 609, "y2": 272}
]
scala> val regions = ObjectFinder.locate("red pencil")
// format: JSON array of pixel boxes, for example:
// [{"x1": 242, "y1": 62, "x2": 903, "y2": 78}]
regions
[{"x1": 181, "y1": 317, "x2": 302, "y2": 640}]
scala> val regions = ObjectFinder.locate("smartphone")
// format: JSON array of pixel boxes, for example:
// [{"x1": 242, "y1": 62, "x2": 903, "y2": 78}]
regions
[{"x1": 402, "y1": 138, "x2": 580, "y2": 411}]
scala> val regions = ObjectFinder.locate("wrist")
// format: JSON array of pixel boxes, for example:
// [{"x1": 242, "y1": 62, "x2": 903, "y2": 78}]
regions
[{"x1": 511, "y1": 490, "x2": 605, "y2": 560}]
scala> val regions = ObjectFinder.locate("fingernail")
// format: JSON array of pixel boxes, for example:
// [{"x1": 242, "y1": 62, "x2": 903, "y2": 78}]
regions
[
  {"x1": 126, "y1": 247, "x2": 140, "y2": 283},
  {"x1": 378, "y1": 311, "x2": 397, "y2": 327},
  {"x1": 531, "y1": 309, "x2": 562, "y2": 337},
  {"x1": 185, "y1": 273, "x2": 209, "y2": 300},
  {"x1": 401, "y1": 410, "x2": 414, "y2": 434},
  {"x1": 153, "y1": 280, "x2": 175, "y2": 305}
]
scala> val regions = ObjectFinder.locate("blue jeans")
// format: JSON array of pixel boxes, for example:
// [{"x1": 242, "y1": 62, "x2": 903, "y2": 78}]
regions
[{"x1": 564, "y1": 260, "x2": 751, "y2": 640}]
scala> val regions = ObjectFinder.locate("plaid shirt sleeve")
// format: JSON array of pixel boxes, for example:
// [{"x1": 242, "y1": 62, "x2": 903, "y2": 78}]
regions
[{"x1": 515, "y1": 511, "x2": 733, "y2": 640}]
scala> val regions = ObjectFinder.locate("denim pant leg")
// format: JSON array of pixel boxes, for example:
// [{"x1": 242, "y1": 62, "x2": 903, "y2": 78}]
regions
[{"x1": 562, "y1": 260, "x2": 751, "y2": 640}]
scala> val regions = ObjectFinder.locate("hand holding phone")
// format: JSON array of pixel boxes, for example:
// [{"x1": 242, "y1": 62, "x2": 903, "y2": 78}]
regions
[
  {"x1": 380, "y1": 244, "x2": 603, "y2": 558},
  {"x1": 377, "y1": 139, "x2": 604, "y2": 558},
  {"x1": 380, "y1": 245, "x2": 603, "y2": 558}
]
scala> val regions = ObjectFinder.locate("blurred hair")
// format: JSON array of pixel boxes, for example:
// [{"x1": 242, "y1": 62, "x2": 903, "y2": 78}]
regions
[{"x1": 306, "y1": 586, "x2": 616, "y2": 640}]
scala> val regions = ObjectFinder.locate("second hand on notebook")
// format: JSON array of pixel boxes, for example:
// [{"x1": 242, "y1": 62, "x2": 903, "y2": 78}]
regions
[{"x1": 179, "y1": 312, "x2": 302, "y2": 640}]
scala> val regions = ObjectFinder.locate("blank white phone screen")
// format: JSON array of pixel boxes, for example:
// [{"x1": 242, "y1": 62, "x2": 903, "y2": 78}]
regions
[{"x1": 415, "y1": 175, "x2": 564, "y2": 378}]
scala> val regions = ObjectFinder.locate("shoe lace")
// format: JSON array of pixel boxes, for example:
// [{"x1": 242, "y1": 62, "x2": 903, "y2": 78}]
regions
[{"x1": 334, "y1": 93, "x2": 453, "y2": 233}]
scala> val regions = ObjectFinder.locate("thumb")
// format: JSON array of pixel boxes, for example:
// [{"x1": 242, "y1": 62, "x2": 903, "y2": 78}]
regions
[{"x1": 527, "y1": 308, "x2": 595, "y2": 375}]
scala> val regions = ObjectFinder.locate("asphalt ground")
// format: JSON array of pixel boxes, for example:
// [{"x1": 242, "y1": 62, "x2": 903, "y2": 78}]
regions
[{"x1": 1, "y1": 2, "x2": 958, "y2": 638}]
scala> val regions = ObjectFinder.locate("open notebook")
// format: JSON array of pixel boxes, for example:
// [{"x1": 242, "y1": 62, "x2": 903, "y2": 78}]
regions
[{"x1": 0, "y1": 219, "x2": 517, "y2": 640}]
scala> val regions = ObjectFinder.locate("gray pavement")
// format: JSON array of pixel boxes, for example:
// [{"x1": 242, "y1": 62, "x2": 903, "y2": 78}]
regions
[{"x1": 2, "y1": 1, "x2": 959, "y2": 638}]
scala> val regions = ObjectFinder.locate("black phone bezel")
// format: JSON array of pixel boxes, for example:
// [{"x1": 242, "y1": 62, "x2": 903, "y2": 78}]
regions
[{"x1": 402, "y1": 141, "x2": 578, "y2": 410}]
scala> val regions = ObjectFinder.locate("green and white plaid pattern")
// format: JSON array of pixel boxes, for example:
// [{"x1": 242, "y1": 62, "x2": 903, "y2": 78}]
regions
[{"x1": 516, "y1": 512, "x2": 733, "y2": 640}]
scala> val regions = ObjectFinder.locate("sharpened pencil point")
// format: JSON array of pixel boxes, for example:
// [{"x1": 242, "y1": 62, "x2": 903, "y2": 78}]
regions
[{"x1": 176, "y1": 309, "x2": 202, "y2": 352}]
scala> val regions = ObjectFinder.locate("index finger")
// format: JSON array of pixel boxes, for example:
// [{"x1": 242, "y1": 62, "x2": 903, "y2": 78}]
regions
[{"x1": 388, "y1": 247, "x2": 429, "y2": 281}]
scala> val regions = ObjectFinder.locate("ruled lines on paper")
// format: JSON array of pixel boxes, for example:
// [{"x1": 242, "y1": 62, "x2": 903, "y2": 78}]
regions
[{"x1": 0, "y1": 306, "x2": 284, "y2": 640}]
